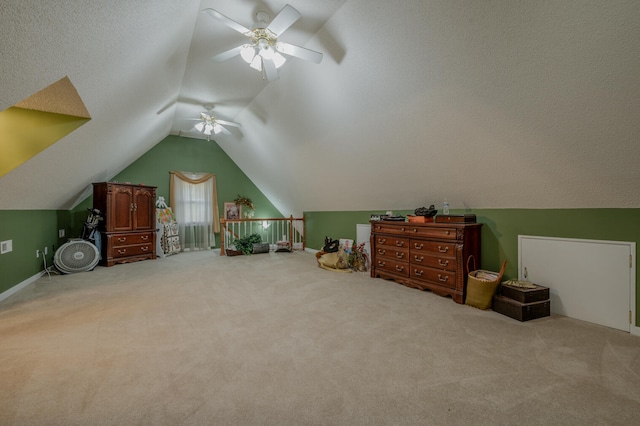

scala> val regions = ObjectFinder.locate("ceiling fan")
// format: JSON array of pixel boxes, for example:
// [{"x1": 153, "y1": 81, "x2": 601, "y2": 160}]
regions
[
  {"x1": 202, "y1": 4, "x2": 323, "y2": 81},
  {"x1": 182, "y1": 108, "x2": 242, "y2": 141}
]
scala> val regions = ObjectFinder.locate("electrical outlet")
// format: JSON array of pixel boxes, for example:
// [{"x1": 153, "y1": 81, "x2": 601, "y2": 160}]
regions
[
  {"x1": 1, "y1": 240, "x2": 12, "y2": 254},
  {"x1": 44, "y1": 247, "x2": 48, "y2": 255},
  {"x1": 58, "y1": 229, "x2": 65, "y2": 238},
  {"x1": 36, "y1": 249, "x2": 40, "y2": 258}
]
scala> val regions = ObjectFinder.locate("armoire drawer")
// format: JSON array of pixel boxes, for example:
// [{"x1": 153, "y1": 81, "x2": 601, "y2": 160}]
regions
[
  {"x1": 112, "y1": 243, "x2": 153, "y2": 259},
  {"x1": 111, "y1": 232, "x2": 154, "y2": 247}
]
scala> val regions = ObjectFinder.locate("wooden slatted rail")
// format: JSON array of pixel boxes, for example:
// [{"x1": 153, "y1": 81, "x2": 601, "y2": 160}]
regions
[{"x1": 220, "y1": 215, "x2": 305, "y2": 256}]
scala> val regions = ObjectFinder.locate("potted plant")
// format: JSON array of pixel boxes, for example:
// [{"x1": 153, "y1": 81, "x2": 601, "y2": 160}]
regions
[{"x1": 232, "y1": 233, "x2": 263, "y2": 255}]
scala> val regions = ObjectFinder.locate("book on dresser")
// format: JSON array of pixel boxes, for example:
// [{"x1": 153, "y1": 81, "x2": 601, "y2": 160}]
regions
[
  {"x1": 369, "y1": 220, "x2": 482, "y2": 304},
  {"x1": 93, "y1": 182, "x2": 157, "y2": 267}
]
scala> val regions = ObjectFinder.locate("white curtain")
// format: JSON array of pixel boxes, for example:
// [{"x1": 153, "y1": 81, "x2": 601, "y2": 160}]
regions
[{"x1": 170, "y1": 171, "x2": 220, "y2": 251}]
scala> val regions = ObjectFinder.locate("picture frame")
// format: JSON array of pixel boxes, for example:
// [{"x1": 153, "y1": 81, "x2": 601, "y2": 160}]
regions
[{"x1": 224, "y1": 202, "x2": 241, "y2": 220}]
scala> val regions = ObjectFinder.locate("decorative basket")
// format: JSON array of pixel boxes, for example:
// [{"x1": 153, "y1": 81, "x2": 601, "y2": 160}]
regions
[{"x1": 465, "y1": 256, "x2": 507, "y2": 310}]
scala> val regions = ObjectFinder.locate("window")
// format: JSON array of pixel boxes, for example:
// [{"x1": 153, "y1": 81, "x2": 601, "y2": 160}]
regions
[{"x1": 170, "y1": 171, "x2": 220, "y2": 250}]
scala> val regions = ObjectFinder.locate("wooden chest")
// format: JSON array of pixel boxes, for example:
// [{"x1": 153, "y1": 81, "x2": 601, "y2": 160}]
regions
[
  {"x1": 492, "y1": 295, "x2": 550, "y2": 322},
  {"x1": 499, "y1": 283, "x2": 550, "y2": 303},
  {"x1": 435, "y1": 214, "x2": 477, "y2": 223}
]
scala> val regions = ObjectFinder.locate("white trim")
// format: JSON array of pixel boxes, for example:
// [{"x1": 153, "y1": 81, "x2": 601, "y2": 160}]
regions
[
  {"x1": 0, "y1": 271, "x2": 46, "y2": 303},
  {"x1": 632, "y1": 326, "x2": 640, "y2": 337},
  {"x1": 305, "y1": 247, "x2": 319, "y2": 254}
]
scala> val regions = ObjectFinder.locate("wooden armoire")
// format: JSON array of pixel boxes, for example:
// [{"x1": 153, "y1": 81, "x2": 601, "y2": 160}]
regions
[{"x1": 93, "y1": 182, "x2": 157, "y2": 266}]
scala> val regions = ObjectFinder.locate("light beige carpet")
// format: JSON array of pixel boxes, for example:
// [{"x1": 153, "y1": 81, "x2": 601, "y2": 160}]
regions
[{"x1": 1, "y1": 250, "x2": 640, "y2": 425}]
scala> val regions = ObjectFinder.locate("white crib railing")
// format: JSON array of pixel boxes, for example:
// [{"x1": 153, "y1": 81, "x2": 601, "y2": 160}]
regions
[{"x1": 220, "y1": 216, "x2": 305, "y2": 256}]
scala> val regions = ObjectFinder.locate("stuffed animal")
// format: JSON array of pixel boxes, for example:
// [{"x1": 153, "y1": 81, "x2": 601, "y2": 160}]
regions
[{"x1": 316, "y1": 246, "x2": 351, "y2": 273}]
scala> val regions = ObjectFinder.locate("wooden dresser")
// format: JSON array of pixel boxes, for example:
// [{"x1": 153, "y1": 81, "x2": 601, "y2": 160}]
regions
[
  {"x1": 370, "y1": 220, "x2": 482, "y2": 303},
  {"x1": 93, "y1": 182, "x2": 157, "y2": 267}
]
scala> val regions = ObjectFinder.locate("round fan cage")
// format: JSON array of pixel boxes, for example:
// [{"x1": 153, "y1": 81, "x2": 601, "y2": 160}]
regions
[{"x1": 54, "y1": 239, "x2": 100, "y2": 273}]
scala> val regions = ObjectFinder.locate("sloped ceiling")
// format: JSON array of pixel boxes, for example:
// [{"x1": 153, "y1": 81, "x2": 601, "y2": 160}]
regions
[{"x1": 1, "y1": 0, "x2": 639, "y2": 214}]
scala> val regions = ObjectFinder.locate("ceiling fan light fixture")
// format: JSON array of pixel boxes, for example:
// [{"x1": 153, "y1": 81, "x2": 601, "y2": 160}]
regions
[
  {"x1": 213, "y1": 123, "x2": 223, "y2": 134},
  {"x1": 273, "y1": 52, "x2": 286, "y2": 68},
  {"x1": 204, "y1": 123, "x2": 214, "y2": 135},
  {"x1": 195, "y1": 122, "x2": 204, "y2": 132},
  {"x1": 250, "y1": 55, "x2": 262, "y2": 71},
  {"x1": 240, "y1": 44, "x2": 256, "y2": 63}
]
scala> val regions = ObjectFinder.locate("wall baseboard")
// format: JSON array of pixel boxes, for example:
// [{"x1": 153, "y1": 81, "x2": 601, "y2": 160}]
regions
[{"x1": 0, "y1": 271, "x2": 46, "y2": 303}]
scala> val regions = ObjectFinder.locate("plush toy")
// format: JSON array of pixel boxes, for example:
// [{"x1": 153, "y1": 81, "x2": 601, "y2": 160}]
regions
[{"x1": 316, "y1": 246, "x2": 351, "y2": 273}]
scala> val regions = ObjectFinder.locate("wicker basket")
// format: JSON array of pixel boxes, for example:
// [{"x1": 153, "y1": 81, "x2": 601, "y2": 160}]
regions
[{"x1": 465, "y1": 256, "x2": 507, "y2": 310}]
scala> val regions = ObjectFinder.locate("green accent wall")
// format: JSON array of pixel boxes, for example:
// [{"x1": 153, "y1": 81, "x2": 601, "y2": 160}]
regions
[
  {"x1": 1, "y1": 135, "x2": 280, "y2": 296},
  {"x1": 0, "y1": 210, "x2": 71, "y2": 293},
  {"x1": 71, "y1": 135, "x2": 282, "y2": 229},
  {"x1": 305, "y1": 208, "x2": 640, "y2": 326}
]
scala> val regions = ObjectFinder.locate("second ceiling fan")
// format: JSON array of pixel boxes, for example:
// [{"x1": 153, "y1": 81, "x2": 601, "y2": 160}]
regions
[
  {"x1": 203, "y1": 4, "x2": 323, "y2": 81},
  {"x1": 183, "y1": 108, "x2": 242, "y2": 141}
]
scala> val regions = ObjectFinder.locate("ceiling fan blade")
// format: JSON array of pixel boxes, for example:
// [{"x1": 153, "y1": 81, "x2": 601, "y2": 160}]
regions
[
  {"x1": 202, "y1": 8, "x2": 251, "y2": 34},
  {"x1": 275, "y1": 42, "x2": 323, "y2": 64},
  {"x1": 266, "y1": 4, "x2": 301, "y2": 36},
  {"x1": 216, "y1": 119, "x2": 242, "y2": 128},
  {"x1": 219, "y1": 126, "x2": 232, "y2": 136},
  {"x1": 262, "y1": 57, "x2": 279, "y2": 81},
  {"x1": 212, "y1": 45, "x2": 244, "y2": 62}
]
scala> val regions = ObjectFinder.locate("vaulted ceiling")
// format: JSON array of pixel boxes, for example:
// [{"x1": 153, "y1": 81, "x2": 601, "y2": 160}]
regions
[{"x1": 1, "y1": 0, "x2": 639, "y2": 215}]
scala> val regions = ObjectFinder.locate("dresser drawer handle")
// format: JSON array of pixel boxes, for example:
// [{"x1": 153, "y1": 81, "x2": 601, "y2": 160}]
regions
[
  {"x1": 141, "y1": 246, "x2": 148, "y2": 252},
  {"x1": 395, "y1": 241, "x2": 404, "y2": 247},
  {"x1": 401, "y1": 227, "x2": 406, "y2": 232},
  {"x1": 118, "y1": 237, "x2": 127, "y2": 243},
  {"x1": 395, "y1": 252, "x2": 405, "y2": 259},
  {"x1": 378, "y1": 238, "x2": 387, "y2": 244},
  {"x1": 118, "y1": 249, "x2": 127, "y2": 254},
  {"x1": 414, "y1": 269, "x2": 424, "y2": 277},
  {"x1": 438, "y1": 259, "x2": 449, "y2": 267},
  {"x1": 414, "y1": 255, "x2": 424, "y2": 263},
  {"x1": 395, "y1": 265, "x2": 405, "y2": 272},
  {"x1": 412, "y1": 228, "x2": 418, "y2": 233},
  {"x1": 445, "y1": 230, "x2": 451, "y2": 235},
  {"x1": 414, "y1": 243, "x2": 424, "y2": 249},
  {"x1": 438, "y1": 274, "x2": 449, "y2": 282},
  {"x1": 378, "y1": 249, "x2": 387, "y2": 255},
  {"x1": 438, "y1": 246, "x2": 449, "y2": 253},
  {"x1": 377, "y1": 260, "x2": 386, "y2": 267},
  {"x1": 141, "y1": 235, "x2": 149, "y2": 241}
]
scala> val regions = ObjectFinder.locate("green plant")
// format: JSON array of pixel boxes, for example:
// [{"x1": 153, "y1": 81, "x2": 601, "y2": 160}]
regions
[
  {"x1": 233, "y1": 233, "x2": 262, "y2": 255},
  {"x1": 233, "y1": 195, "x2": 254, "y2": 210}
]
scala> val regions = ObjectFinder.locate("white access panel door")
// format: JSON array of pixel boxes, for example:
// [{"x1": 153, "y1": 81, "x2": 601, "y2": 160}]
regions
[{"x1": 519, "y1": 235, "x2": 634, "y2": 332}]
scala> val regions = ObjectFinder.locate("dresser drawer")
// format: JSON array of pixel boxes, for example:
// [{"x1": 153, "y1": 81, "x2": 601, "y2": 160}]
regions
[
  {"x1": 411, "y1": 252, "x2": 455, "y2": 271},
  {"x1": 406, "y1": 226, "x2": 457, "y2": 240},
  {"x1": 372, "y1": 223, "x2": 408, "y2": 236},
  {"x1": 112, "y1": 243, "x2": 153, "y2": 259},
  {"x1": 376, "y1": 246, "x2": 409, "y2": 262},
  {"x1": 410, "y1": 240, "x2": 457, "y2": 256},
  {"x1": 111, "y1": 232, "x2": 154, "y2": 247},
  {"x1": 374, "y1": 235, "x2": 409, "y2": 250},
  {"x1": 411, "y1": 266, "x2": 456, "y2": 289},
  {"x1": 374, "y1": 258, "x2": 409, "y2": 277}
]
